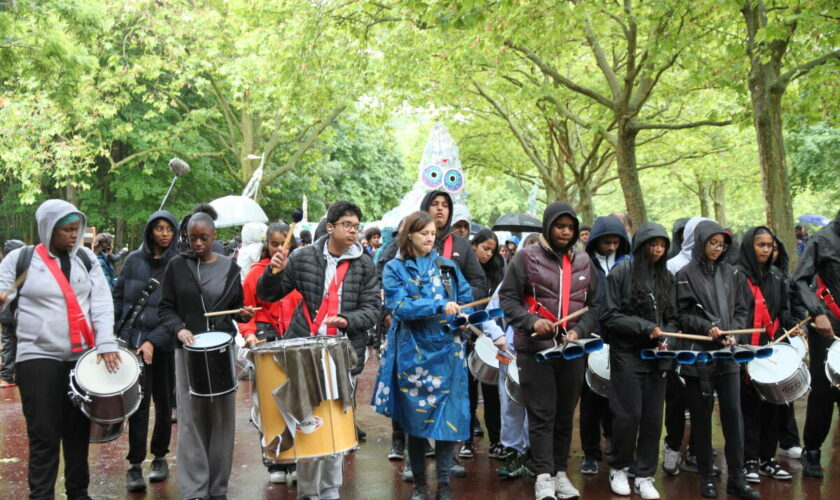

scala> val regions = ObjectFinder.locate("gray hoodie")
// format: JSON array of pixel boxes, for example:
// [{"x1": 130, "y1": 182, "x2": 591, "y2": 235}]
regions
[
  {"x1": 0, "y1": 199, "x2": 117, "y2": 362},
  {"x1": 666, "y1": 216, "x2": 712, "y2": 275}
]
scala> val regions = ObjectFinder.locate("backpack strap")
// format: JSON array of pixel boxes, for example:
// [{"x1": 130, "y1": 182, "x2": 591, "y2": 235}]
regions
[
  {"x1": 436, "y1": 257, "x2": 456, "y2": 302},
  {"x1": 6, "y1": 245, "x2": 35, "y2": 319}
]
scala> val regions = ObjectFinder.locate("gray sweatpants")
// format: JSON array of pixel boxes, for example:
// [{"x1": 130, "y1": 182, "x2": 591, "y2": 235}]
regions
[
  {"x1": 297, "y1": 454, "x2": 344, "y2": 500},
  {"x1": 175, "y1": 348, "x2": 236, "y2": 499}
]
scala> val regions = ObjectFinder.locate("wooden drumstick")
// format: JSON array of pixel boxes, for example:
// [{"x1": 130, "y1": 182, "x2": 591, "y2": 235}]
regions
[
  {"x1": 770, "y1": 317, "x2": 812, "y2": 345},
  {"x1": 204, "y1": 307, "x2": 262, "y2": 318},
  {"x1": 3, "y1": 269, "x2": 28, "y2": 296},
  {"x1": 720, "y1": 328, "x2": 765, "y2": 335},
  {"x1": 531, "y1": 307, "x2": 590, "y2": 337},
  {"x1": 658, "y1": 332, "x2": 715, "y2": 341},
  {"x1": 272, "y1": 209, "x2": 303, "y2": 275},
  {"x1": 434, "y1": 296, "x2": 494, "y2": 318}
]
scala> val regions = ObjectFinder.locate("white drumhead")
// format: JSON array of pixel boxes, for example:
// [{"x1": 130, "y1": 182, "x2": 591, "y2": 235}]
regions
[
  {"x1": 827, "y1": 340, "x2": 840, "y2": 370},
  {"x1": 789, "y1": 335, "x2": 807, "y2": 360},
  {"x1": 748, "y1": 344, "x2": 799, "y2": 383},
  {"x1": 190, "y1": 331, "x2": 232, "y2": 349},
  {"x1": 75, "y1": 347, "x2": 140, "y2": 395},
  {"x1": 508, "y1": 359, "x2": 519, "y2": 383},
  {"x1": 474, "y1": 336, "x2": 500, "y2": 369},
  {"x1": 587, "y1": 344, "x2": 610, "y2": 379}
]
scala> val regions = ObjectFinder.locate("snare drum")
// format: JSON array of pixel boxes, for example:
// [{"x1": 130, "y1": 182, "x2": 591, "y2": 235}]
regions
[
  {"x1": 68, "y1": 346, "x2": 142, "y2": 424},
  {"x1": 790, "y1": 335, "x2": 807, "y2": 360},
  {"x1": 585, "y1": 345, "x2": 610, "y2": 398},
  {"x1": 184, "y1": 332, "x2": 238, "y2": 397},
  {"x1": 505, "y1": 358, "x2": 524, "y2": 407},
  {"x1": 824, "y1": 340, "x2": 840, "y2": 389},
  {"x1": 251, "y1": 337, "x2": 357, "y2": 462},
  {"x1": 468, "y1": 336, "x2": 500, "y2": 385},
  {"x1": 747, "y1": 343, "x2": 810, "y2": 404},
  {"x1": 89, "y1": 420, "x2": 125, "y2": 443}
]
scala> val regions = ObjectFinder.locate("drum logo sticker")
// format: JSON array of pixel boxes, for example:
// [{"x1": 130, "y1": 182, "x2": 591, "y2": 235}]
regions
[{"x1": 296, "y1": 416, "x2": 324, "y2": 434}]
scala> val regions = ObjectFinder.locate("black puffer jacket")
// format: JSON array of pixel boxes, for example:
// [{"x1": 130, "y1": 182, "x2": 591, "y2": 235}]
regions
[
  {"x1": 792, "y1": 217, "x2": 840, "y2": 323},
  {"x1": 114, "y1": 210, "x2": 179, "y2": 350},
  {"x1": 735, "y1": 226, "x2": 800, "y2": 346},
  {"x1": 601, "y1": 222, "x2": 679, "y2": 373},
  {"x1": 675, "y1": 220, "x2": 748, "y2": 376},
  {"x1": 257, "y1": 236, "x2": 379, "y2": 374}
]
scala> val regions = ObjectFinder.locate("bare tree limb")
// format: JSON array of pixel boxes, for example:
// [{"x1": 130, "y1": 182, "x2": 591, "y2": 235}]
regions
[{"x1": 634, "y1": 119, "x2": 732, "y2": 131}]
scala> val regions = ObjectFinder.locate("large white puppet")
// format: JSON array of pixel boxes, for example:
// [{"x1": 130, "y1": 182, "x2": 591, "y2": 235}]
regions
[{"x1": 381, "y1": 123, "x2": 468, "y2": 229}]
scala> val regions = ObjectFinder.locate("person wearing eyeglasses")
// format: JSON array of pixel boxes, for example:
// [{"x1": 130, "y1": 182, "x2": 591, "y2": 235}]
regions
[
  {"x1": 258, "y1": 200, "x2": 379, "y2": 500},
  {"x1": 113, "y1": 210, "x2": 179, "y2": 493},
  {"x1": 675, "y1": 220, "x2": 758, "y2": 500}
]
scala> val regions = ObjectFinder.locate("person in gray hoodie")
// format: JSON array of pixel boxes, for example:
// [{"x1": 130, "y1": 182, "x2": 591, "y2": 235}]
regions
[{"x1": 0, "y1": 199, "x2": 119, "y2": 500}]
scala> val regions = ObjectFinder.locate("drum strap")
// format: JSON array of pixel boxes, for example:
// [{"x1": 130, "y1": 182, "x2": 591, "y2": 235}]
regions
[
  {"x1": 303, "y1": 260, "x2": 351, "y2": 336},
  {"x1": 746, "y1": 278, "x2": 779, "y2": 345},
  {"x1": 442, "y1": 234, "x2": 454, "y2": 259},
  {"x1": 817, "y1": 275, "x2": 840, "y2": 320},
  {"x1": 524, "y1": 295, "x2": 559, "y2": 323},
  {"x1": 523, "y1": 254, "x2": 572, "y2": 327},
  {"x1": 35, "y1": 244, "x2": 95, "y2": 352}
]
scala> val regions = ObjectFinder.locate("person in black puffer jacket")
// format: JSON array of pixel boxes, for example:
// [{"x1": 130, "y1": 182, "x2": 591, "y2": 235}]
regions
[
  {"x1": 257, "y1": 200, "x2": 378, "y2": 500},
  {"x1": 600, "y1": 222, "x2": 678, "y2": 498},
  {"x1": 675, "y1": 220, "x2": 758, "y2": 500},
  {"x1": 114, "y1": 210, "x2": 179, "y2": 492}
]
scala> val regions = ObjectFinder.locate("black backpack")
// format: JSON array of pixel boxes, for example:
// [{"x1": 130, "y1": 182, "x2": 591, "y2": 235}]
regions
[{"x1": 0, "y1": 246, "x2": 92, "y2": 324}]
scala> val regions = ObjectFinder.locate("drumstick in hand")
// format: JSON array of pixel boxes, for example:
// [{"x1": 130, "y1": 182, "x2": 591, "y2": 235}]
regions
[
  {"x1": 272, "y1": 209, "x2": 303, "y2": 275},
  {"x1": 657, "y1": 332, "x2": 715, "y2": 342},
  {"x1": 531, "y1": 307, "x2": 590, "y2": 337},
  {"x1": 720, "y1": 328, "x2": 765, "y2": 335},
  {"x1": 771, "y1": 317, "x2": 812, "y2": 345},
  {"x1": 204, "y1": 307, "x2": 262, "y2": 318}
]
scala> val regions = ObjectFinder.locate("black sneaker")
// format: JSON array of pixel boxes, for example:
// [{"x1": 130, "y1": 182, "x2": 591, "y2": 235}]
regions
[
  {"x1": 800, "y1": 449, "x2": 823, "y2": 478},
  {"x1": 388, "y1": 440, "x2": 405, "y2": 461},
  {"x1": 700, "y1": 476, "x2": 718, "y2": 498},
  {"x1": 149, "y1": 457, "x2": 169, "y2": 482},
  {"x1": 743, "y1": 460, "x2": 759, "y2": 483},
  {"x1": 758, "y1": 458, "x2": 791, "y2": 480},
  {"x1": 357, "y1": 426, "x2": 367, "y2": 440},
  {"x1": 425, "y1": 439, "x2": 435, "y2": 458},
  {"x1": 126, "y1": 464, "x2": 146, "y2": 492},
  {"x1": 488, "y1": 442, "x2": 505, "y2": 460},
  {"x1": 498, "y1": 452, "x2": 523, "y2": 479},
  {"x1": 580, "y1": 456, "x2": 598, "y2": 475},
  {"x1": 459, "y1": 441, "x2": 475, "y2": 459}
]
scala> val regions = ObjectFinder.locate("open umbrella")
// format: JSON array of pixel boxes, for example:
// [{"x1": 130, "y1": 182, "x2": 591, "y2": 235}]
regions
[
  {"x1": 798, "y1": 214, "x2": 831, "y2": 227},
  {"x1": 492, "y1": 213, "x2": 542, "y2": 232},
  {"x1": 209, "y1": 195, "x2": 268, "y2": 228}
]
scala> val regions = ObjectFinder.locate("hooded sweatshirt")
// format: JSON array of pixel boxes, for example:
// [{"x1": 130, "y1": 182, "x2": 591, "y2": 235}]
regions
[
  {"x1": 667, "y1": 216, "x2": 713, "y2": 274},
  {"x1": 114, "y1": 210, "x2": 179, "y2": 350},
  {"x1": 734, "y1": 226, "x2": 800, "y2": 346},
  {"x1": 586, "y1": 215, "x2": 632, "y2": 301},
  {"x1": 0, "y1": 199, "x2": 117, "y2": 362},
  {"x1": 600, "y1": 222, "x2": 679, "y2": 372},
  {"x1": 667, "y1": 218, "x2": 690, "y2": 260},
  {"x1": 792, "y1": 217, "x2": 840, "y2": 323}
]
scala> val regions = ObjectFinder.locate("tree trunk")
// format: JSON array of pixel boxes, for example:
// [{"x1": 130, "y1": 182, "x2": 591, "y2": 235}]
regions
[
  {"x1": 713, "y1": 180, "x2": 726, "y2": 227},
  {"x1": 697, "y1": 180, "x2": 711, "y2": 218},
  {"x1": 575, "y1": 182, "x2": 595, "y2": 225},
  {"x1": 615, "y1": 125, "x2": 648, "y2": 225}
]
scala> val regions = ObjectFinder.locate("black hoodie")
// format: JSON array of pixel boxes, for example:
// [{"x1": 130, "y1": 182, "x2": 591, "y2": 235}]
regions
[
  {"x1": 675, "y1": 220, "x2": 748, "y2": 376},
  {"x1": 792, "y1": 217, "x2": 840, "y2": 323},
  {"x1": 601, "y1": 222, "x2": 679, "y2": 373},
  {"x1": 734, "y1": 226, "x2": 800, "y2": 346},
  {"x1": 114, "y1": 210, "x2": 179, "y2": 350}
]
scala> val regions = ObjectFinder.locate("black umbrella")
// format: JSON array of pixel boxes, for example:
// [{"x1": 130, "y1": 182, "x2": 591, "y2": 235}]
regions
[{"x1": 492, "y1": 213, "x2": 542, "y2": 232}]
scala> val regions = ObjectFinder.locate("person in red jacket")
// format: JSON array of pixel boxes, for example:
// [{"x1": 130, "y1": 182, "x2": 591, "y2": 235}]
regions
[{"x1": 239, "y1": 221, "x2": 302, "y2": 485}]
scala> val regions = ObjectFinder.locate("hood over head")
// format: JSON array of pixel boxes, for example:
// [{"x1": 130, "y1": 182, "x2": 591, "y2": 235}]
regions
[
  {"x1": 35, "y1": 199, "x2": 87, "y2": 256},
  {"x1": 668, "y1": 217, "x2": 690, "y2": 258},
  {"x1": 772, "y1": 234, "x2": 790, "y2": 273},
  {"x1": 541, "y1": 202, "x2": 579, "y2": 252},
  {"x1": 737, "y1": 225, "x2": 774, "y2": 281},
  {"x1": 632, "y1": 222, "x2": 670, "y2": 254},
  {"x1": 142, "y1": 210, "x2": 179, "y2": 258},
  {"x1": 674, "y1": 217, "x2": 712, "y2": 263},
  {"x1": 420, "y1": 190, "x2": 454, "y2": 236},
  {"x1": 586, "y1": 215, "x2": 631, "y2": 257},
  {"x1": 451, "y1": 204, "x2": 471, "y2": 227},
  {"x1": 691, "y1": 220, "x2": 732, "y2": 263}
]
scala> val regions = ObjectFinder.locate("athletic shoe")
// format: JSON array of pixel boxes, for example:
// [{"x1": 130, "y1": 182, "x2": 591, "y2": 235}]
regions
[
  {"x1": 553, "y1": 471, "x2": 580, "y2": 499},
  {"x1": 609, "y1": 468, "x2": 631, "y2": 495},
  {"x1": 778, "y1": 445, "x2": 802, "y2": 459},
  {"x1": 459, "y1": 441, "x2": 475, "y2": 459},
  {"x1": 388, "y1": 440, "x2": 405, "y2": 461},
  {"x1": 402, "y1": 462, "x2": 414, "y2": 483},
  {"x1": 662, "y1": 444, "x2": 681, "y2": 475},
  {"x1": 451, "y1": 457, "x2": 467, "y2": 478},
  {"x1": 269, "y1": 469, "x2": 286, "y2": 484},
  {"x1": 743, "y1": 460, "x2": 759, "y2": 483},
  {"x1": 634, "y1": 477, "x2": 660, "y2": 500},
  {"x1": 425, "y1": 440, "x2": 435, "y2": 457},
  {"x1": 498, "y1": 452, "x2": 523, "y2": 479},
  {"x1": 126, "y1": 464, "x2": 146, "y2": 493},
  {"x1": 682, "y1": 454, "x2": 721, "y2": 476},
  {"x1": 149, "y1": 457, "x2": 169, "y2": 482},
  {"x1": 535, "y1": 473, "x2": 556, "y2": 500},
  {"x1": 700, "y1": 476, "x2": 718, "y2": 498},
  {"x1": 488, "y1": 442, "x2": 505, "y2": 460},
  {"x1": 759, "y1": 459, "x2": 791, "y2": 480},
  {"x1": 357, "y1": 426, "x2": 367, "y2": 440},
  {"x1": 801, "y1": 449, "x2": 823, "y2": 478},
  {"x1": 411, "y1": 481, "x2": 428, "y2": 500},
  {"x1": 580, "y1": 456, "x2": 598, "y2": 475},
  {"x1": 726, "y1": 478, "x2": 760, "y2": 499},
  {"x1": 521, "y1": 453, "x2": 537, "y2": 477}
]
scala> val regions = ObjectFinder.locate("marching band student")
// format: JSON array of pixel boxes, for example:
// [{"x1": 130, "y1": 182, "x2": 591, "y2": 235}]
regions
[
  {"x1": 601, "y1": 222, "x2": 678, "y2": 499},
  {"x1": 500, "y1": 202, "x2": 600, "y2": 500},
  {"x1": 580, "y1": 215, "x2": 631, "y2": 475},
  {"x1": 114, "y1": 210, "x2": 179, "y2": 492},
  {"x1": 373, "y1": 210, "x2": 475, "y2": 500},
  {"x1": 159, "y1": 207, "x2": 254, "y2": 500},
  {"x1": 258, "y1": 200, "x2": 379, "y2": 500},
  {"x1": 0, "y1": 199, "x2": 120, "y2": 500},
  {"x1": 675, "y1": 220, "x2": 758, "y2": 500},
  {"x1": 238, "y1": 221, "x2": 302, "y2": 485},
  {"x1": 735, "y1": 226, "x2": 803, "y2": 484},
  {"x1": 791, "y1": 210, "x2": 840, "y2": 478}
]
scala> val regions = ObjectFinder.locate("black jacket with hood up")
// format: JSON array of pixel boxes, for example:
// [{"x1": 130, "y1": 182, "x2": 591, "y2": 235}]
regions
[
  {"x1": 585, "y1": 215, "x2": 631, "y2": 303},
  {"x1": 792, "y1": 216, "x2": 840, "y2": 324},
  {"x1": 600, "y1": 222, "x2": 679, "y2": 373},
  {"x1": 114, "y1": 210, "x2": 179, "y2": 350},
  {"x1": 675, "y1": 220, "x2": 748, "y2": 376},
  {"x1": 734, "y1": 226, "x2": 801, "y2": 346}
]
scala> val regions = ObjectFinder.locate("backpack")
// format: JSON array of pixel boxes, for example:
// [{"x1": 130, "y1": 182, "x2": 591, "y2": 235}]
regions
[{"x1": 0, "y1": 245, "x2": 92, "y2": 324}]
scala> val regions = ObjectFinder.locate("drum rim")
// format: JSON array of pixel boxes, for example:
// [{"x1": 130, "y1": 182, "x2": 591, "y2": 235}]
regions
[
  {"x1": 746, "y1": 343, "x2": 799, "y2": 383},
  {"x1": 188, "y1": 383, "x2": 239, "y2": 398},
  {"x1": 74, "y1": 347, "x2": 142, "y2": 396},
  {"x1": 185, "y1": 332, "x2": 234, "y2": 351}
]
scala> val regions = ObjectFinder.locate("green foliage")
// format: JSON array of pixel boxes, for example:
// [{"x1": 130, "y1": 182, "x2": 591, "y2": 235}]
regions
[{"x1": 788, "y1": 123, "x2": 840, "y2": 203}]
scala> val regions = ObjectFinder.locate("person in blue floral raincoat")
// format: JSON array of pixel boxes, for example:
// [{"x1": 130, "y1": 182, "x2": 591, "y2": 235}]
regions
[{"x1": 373, "y1": 211, "x2": 474, "y2": 500}]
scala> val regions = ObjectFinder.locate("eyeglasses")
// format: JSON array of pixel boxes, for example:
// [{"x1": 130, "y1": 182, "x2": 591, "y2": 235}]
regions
[
  {"x1": 335, "y1": 221, "x2": 361, "y2": 232},
  {"x1": 153, "y1": 225, "x2": 175, "y2": 234},
  {"x1": 706, "y1": 242, "x2": 728, "y2": 251}
]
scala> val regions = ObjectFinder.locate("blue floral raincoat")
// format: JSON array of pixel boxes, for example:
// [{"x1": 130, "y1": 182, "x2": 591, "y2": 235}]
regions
[{"x1": 372, "y1": 251, "x2": 474, "y2": 441}]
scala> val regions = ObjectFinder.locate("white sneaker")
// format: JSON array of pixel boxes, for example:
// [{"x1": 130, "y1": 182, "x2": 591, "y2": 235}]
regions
[
  {"x1": 269, "y1": 469, "x2": 286, "y2": 484},
  {"x1": 634, "y1": 477, "x2": 660, "y2": 500},
  {"x1": 662, "y1": 444, "x2": 680, "y2": 475},
  {"x1": 553, "y1": 471, "x2": 580, "y2": 499},
  {"x1": 779, "y1": 445, "x2": 802, "y2": 459},
  {"x1": 535, "y1": 473, "x2": 556, "y2": 500},
  {"x1": 609, "y1": 468, "x2": 631, "y2": 496}
]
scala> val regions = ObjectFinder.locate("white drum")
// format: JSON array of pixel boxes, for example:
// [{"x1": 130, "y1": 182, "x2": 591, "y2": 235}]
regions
[
  {"x1": 747, "y1": 344, "x2": 810, "y2": 404},
  {"x1": 824, "y1": 340, "x2": 840, "y2": 389},
  {"x1": 69, "y1": 346, "x2": 143, "y2": 424},
  {"x1": 585, "y1": 345, "x2": 610, "y2": 398},
  {"x1": 468, "y1": 336, "x2": 500, "y2": 385},
  {"x1": 505, "y1": 359, "x2": 524, "y2": 407},
  {"x1": 789, "y1": 335, "x2": 807, "y2": 360}
]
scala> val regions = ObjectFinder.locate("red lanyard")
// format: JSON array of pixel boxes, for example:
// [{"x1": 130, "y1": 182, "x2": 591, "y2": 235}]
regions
[
  {"x1": 746, "y1": 277, "x2": 779, "y2": 345},
  {"x1": 35, "y1": 244, "x2": 95, "y2": 352}
]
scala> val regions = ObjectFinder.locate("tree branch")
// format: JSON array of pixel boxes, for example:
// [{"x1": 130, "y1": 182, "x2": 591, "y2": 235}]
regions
[
  {"x1": 776, "y1": 49, "x2": 840, "y2": 89},
  {"x1": 109, "y1": 147, "x2": 226, "y2": 170},
  {"x1": 633, "y1": 119, "x2": 732, "y2": 131}
]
